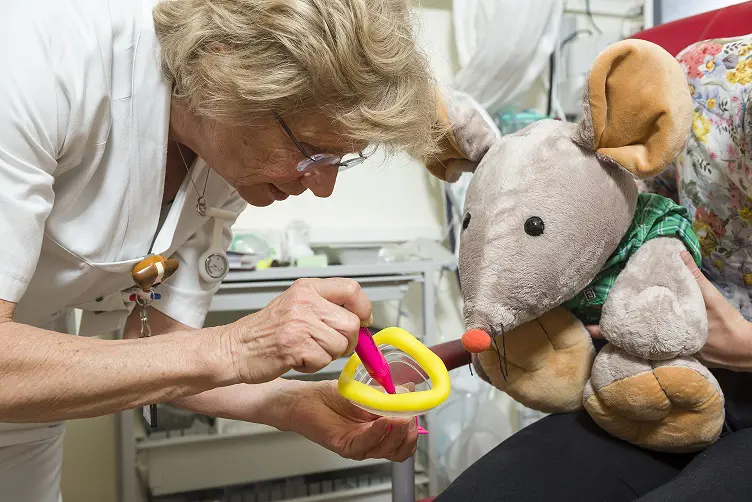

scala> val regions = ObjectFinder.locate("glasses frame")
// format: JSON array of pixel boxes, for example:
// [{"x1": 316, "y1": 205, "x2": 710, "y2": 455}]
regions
[{"x1": 274, "y1": 112, "x2": 372, "y2": 173}]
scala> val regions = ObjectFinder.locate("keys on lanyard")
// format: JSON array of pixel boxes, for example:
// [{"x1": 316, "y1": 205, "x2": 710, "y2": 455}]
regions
[{"x1": 131, "y1": 255, "x2": 179, "y2": 430}]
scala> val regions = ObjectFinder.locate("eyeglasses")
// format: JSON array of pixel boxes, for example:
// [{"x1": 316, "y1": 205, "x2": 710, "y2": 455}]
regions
[{"x1": 274, "y1": 112, "x2": 375, "y2": 173}]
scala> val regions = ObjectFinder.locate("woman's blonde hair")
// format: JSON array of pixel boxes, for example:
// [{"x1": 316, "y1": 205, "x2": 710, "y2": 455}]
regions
[{"x1": 153, "y1": 0, "x2": 443, "y2": 161}]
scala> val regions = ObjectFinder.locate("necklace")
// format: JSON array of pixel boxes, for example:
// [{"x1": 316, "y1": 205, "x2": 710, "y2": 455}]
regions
[{"x1": 175, "y1": 141, "x2": 210, "y2": 217}]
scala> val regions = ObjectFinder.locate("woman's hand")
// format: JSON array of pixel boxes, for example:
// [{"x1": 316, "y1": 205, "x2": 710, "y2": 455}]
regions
[
  {"x1": 679, "y1": 252, "x2": 752, "y2": 371},
  {"x1": 282, "y1": 380, "x2": 418, "y2": 462},
  {"x1": 586, "y1": 252, "x2": 752, "y2": 372},
  {"x1": 222, "y1": 278, "x2": 372, "y2": 385}
]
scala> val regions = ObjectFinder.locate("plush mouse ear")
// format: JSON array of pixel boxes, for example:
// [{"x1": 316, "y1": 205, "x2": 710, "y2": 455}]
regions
[
  {"x1": 573, "y1": 39, "x2": 692, "y2": 179},
  {"x1": 425, "y1": 88, "x2": 498, "y2": 182}
]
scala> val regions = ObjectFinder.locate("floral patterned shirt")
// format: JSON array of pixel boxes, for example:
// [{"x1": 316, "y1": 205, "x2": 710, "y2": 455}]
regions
[{"x1": 647, "y1": 34, "x2": 752, "y2": 319}]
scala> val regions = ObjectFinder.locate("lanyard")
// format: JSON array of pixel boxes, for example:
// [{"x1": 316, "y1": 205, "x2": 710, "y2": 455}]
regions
[{"x1": 131, "y1": 255, "x2": 178, "y2": 429}]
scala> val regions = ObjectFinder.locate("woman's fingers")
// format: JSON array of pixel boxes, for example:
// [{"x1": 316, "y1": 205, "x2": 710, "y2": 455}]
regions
[
  {"x1": 228, "y1": 277, "x2": 375, "y2": 383},
  {"x1": 306, "y1": 278, "x2": 372, "y2": 354},
  {"x1": 386, "y1": 423, "x2": 419, "y2": 462},
  {"x1": 585, "y1": 325, "x2": 602, "y2": 339},
  {"x1": 681, "y1": 251, "x2": 706, "y2": 283},
  {"x1": 309, "y1": 278, "x2": 372, "y2": 322},
  {"x1": 363, "y1": 418, "x2": 412, "y2": 460},
  {"x1": 347, "y1": 417, "x2": 392, "y2": 459},
  {"x1": 291, "y1": 337, "x2": 337, "y2": 374},
  {"x1": 306, "y1": 320, "x2": 351, "y2": 361},
  {"x1": 680, "y1": 251, "x2": 729, "y2": 308}
]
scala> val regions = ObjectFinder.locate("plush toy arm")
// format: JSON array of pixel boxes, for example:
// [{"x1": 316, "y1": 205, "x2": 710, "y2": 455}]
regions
[
  {"x1": 585, "y1": 239, "x2": 725, "y2": 452},
  {"x1": 600, "y1": 237, "x2": 707, "y2": 360}
]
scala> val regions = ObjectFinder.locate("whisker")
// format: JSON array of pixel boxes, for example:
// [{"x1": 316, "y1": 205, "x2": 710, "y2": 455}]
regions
[{"x1": 491, "y1": 326, "x2": 509, "y2": 381}]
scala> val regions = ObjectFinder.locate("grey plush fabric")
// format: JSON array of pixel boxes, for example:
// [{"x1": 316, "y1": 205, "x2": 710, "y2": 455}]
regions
[
  {"x1": 459, "y1": 119, "x2": 638, "y2": 335},
  {"x1": 443, "y1": 93, "x2": 497, "y2": 163},
  {"x1": 572, "y1": 82, "x2": 596, "y2": 151},
  {"x1": 600, "y1": 237, "x2": 708, "y2": 360},
  {"x1": 590, "y1": 343, "x2": 653, "y2": 391}
]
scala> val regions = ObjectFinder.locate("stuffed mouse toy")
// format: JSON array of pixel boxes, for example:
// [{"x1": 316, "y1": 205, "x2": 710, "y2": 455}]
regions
[{"x1": 430, "y1": 39, "x2": 724, "y2": 453}]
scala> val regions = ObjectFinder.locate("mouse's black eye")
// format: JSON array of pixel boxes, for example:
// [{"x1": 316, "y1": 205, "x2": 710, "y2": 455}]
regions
[
  {"x1": 462, "y1": 213, "x2": 471, "y2": 231},
  {"x1": 524, "y1": 216, "x2": 545, "y2": 236}
]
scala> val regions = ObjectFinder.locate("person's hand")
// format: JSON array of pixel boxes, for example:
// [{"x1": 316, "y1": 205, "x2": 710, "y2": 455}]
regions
[
  {"x1": 679, "y1": 252, "x2": 752, "y2": 371},
  {"x1": 223, "y1": 278, "x2": 372, "y2": 384},
  {"x1": 586, "y1": 252, "x2": 752, "y2": 372},
  {"x1": 283, "y1": 380, "x2": 418, "y2": 462}
]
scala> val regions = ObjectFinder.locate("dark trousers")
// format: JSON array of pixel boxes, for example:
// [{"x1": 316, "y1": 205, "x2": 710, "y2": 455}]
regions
[{"x1": 435, "y1": 369, "x2": 752, "y2": 502}]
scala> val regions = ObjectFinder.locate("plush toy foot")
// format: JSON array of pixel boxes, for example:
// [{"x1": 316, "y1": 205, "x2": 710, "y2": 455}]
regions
[
  {"x1": 469, "y1": 307, "x2": 595, "y2": 413},
  {"x1": 584, "y1": 344, "x2": 725, "y2": 452}
]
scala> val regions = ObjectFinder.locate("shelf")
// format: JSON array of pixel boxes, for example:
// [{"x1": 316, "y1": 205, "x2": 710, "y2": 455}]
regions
[
  {"x1": 244, "y1": 475, "x2": 430, "y2": 502},
  {"x1": 211, "y1": 280, "x2": 412, "y2": 312},
  {"x1": 223, "y1": 261, "x2": 435, "y2": 284},
  {"x1": 152, "y1": 466, "x2": 429, "y2": 502},
  {"x1": 137, "y1": 427, "x2": 394, "y2": 496}
]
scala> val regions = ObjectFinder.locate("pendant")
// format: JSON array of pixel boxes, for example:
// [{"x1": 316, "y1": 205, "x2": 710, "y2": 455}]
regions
[
  {"x1": 203, "y1": 252, "x2": 230, "y2": 280},
  {"x1": 198, "y1": 207, "x2": 237, "y2": 283}
]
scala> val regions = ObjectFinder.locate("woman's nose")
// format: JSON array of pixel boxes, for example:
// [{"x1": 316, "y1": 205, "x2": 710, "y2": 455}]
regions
[{"x1": 301, "y1": 166, "x2": 338, "y2": 198}]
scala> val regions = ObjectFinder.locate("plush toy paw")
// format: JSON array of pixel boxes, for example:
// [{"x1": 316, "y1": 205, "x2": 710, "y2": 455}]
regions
[
  {"x1": 467, "y1": 307, "x2": 595, "y2": 413},
  {"x1": 600, "y1": 238, "x2": 707, "y2": 360},
  {"x1": 584, "y1": 343, "x2": 725, "y2": 452}
]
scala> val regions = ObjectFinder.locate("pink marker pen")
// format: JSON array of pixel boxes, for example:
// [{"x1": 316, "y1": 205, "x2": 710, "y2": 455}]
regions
[
  {"x1": 355, "y1": 327, "x2": 429, "y2": 435},
  {"x1": 355, "y1": 327, "x2": 396, "y2": 394}
]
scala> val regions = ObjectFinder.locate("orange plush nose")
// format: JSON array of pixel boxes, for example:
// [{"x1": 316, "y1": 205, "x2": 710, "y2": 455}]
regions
[{"x1": 462, "y1": 329, "x2": 492, "y2": 353}]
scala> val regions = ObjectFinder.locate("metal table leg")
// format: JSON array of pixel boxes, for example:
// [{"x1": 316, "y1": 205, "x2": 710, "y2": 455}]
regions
[
  {"x1": 392, "y1": 263, "x2": 438, "y2": 502},
  {"x1": 392, "y1": 457, "x2": 416, "y2": 502}
]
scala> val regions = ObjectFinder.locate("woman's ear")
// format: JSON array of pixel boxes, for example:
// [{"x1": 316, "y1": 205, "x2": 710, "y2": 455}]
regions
[
  {"x1": 425, "y1": 88, "x2": 498, "y2": 182},
  {"x1": 573, "y1": 39, "x2": 692, "y2": 179}
]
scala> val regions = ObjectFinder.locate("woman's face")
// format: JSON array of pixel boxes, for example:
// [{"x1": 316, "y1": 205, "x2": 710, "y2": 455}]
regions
[{"x1": 192, "y1": 111, "x2": 365, "y2": 207}]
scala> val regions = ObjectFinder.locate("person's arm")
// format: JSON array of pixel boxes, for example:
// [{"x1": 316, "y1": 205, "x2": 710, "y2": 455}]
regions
[
  {"x1": 123, "y1": 305, "x2": 297, "y2": 429},
  {"x1": 124, "y1": 308, "x2": 418, "y2": 463},
  {"x1": 1, "y1": 274, "x2": 373, "y2": 424},
  {"x1": 0, "y1": 300, "x2": 237, "y2": 423}
]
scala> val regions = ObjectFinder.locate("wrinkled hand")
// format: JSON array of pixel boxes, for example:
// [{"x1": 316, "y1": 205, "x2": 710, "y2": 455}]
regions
[
  {"x1": 287, "y1": 381, "x2": 418, "y2": 462},
  {"x1": 224, "y1": 278, "x2": 372, "y2": 385},
  {"x1": 586, "y1": 253, "x2": 752, "y2": 372}
]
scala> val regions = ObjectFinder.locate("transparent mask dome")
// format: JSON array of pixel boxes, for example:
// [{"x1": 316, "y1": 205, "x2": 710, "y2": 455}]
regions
[{"x1": 350, "y1": 344, "x2": 433, "y2": 418}]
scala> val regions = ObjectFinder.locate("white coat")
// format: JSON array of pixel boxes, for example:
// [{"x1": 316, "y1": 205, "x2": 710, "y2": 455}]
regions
[{"x1": 0, "y1": 0, "x2": 246, "y2": 495}]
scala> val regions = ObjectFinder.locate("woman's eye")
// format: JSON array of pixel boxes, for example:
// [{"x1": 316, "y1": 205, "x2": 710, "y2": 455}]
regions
[
  {"x1": 524, "y1": 216, "x2": 545, "y2": 236},
  {"x1": 462, "y1": 213, "x2": 471, "y2": 230}
]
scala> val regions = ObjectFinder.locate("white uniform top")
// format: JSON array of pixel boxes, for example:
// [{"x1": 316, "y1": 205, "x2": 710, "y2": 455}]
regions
[{"x1": 0, "y1": 0, "x2": 246, "y2": 445}]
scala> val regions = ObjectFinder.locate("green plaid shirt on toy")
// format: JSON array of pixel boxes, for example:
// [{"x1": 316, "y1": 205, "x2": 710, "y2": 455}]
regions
[{"x1": 562, "y1": 192, "x2": 702, "y2": 325}]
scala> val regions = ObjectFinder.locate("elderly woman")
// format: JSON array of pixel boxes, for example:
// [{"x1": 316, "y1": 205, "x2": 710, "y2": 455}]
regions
[{"x1": 0, "y1": 0, "x2": 459, "y2": 499}]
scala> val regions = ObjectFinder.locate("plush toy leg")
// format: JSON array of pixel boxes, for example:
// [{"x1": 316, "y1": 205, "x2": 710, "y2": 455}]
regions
[
  {"x1": 474, "y1": 307, "x2": 595, "y2": 413},
  {"x1": 585, "y1": 344, "x2": 724, "y2": 452}
]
